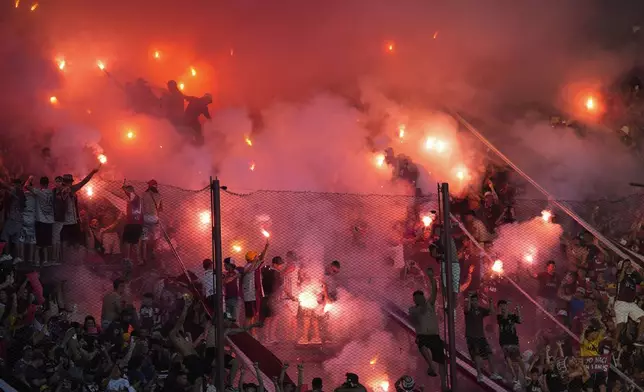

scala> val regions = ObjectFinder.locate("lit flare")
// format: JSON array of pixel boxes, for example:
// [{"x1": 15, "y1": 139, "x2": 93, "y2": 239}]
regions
[
  {"x1": 199, "y1": 211, "x2": 211, "y2": 225},
  {"x1": 86, "y1": 185, "x2": 93, "y2": 197},
  {"x1": 190, "y1": 67, "x2": 197, "y2": 77},
  {"x1": 232, "y1": 244, "x2": 242, "y2": 253},
  {"x1": 374, "y1": 153, "x2": 385, "y2": 168},
  {"x1": 97, "y1": 154, "x2": 107, "y2": 164},
  {"x1": 298, "y1": 291, "x2": 318, "y2": 309},
  {"x1": 422, "y1": 215, "x2": 433, "y2": 227},
  {"x1": 249, "y1": 161, "x2": 256, "y2": 171},
  {"x1": 49, "y1": 96, "x2": 58, "y2": 105},
  {"x1": 261, "y1": 229, "x2": 270, "y2": 238},
  {"x1": 30, "y1": 3, "x2": 37, "y2": 11},
  {"x1": 245, "y1": 137, "x2": 253, "y2": 146},
  {"x1": 492, "y1": 259, "x2": 504, "y2": 274},
  {"x1": 96, "y1": 60, "x2": 105, "y2": 71},
  {"x1": 541, "y1": 210, "x2": 552, "y2": 222}
]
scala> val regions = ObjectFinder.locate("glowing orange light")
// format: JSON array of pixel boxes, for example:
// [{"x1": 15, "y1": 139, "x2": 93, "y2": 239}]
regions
[
  {"x1": 386, "y1": 42, "x2": 395, "y2": 53},
  {"x1": 178, "y1": 82, "x2": 185, "y2": 91},
  {"x1": 153, "y1": 50, "x2": 161, "y2": 59},
  {"x1": 49, "y1": 96, "x2": 58, "y2": 105},
  {"x1": 298, "y1": 291, "x2": 318, "y2": 309},
  {"x1": 199, "y1": 211, "x2": 211, "y2": 225},
  {"x1": 433, "y1": 31, "x2": 439, "y2": 39},
  {"x1": 96, "y1": 60, "x2": 105, "y2": 71},
  {"x1": 455, "y1": 167, "x2": 467, "y2": 181},
  {"x1": 190, "y1": 67, "x2": 197, "y2": 77},
  {"x1": 261, "y1": 229, "x2": 270, "y2": 238},
  {"x1": 369, "y1": 357, "x2": 378, "y2": 365},
  {"x1": 230, "y1": 48, "x2": 235, "y2": 56},
  {"x1": 541, "y1": 210, "x2": 552, "y2": 222},
  {"x1": 524, "y1": 254, "x2": 534, "y2": 264},
  {"x1": 422, "y1": 216, "x2": 433, "y2": 227},
  {"x1": 86, "y1": 185, "x2": 94, "y2": 198},
  {"x1": 126, "y1": 130, "x2": 135, "y2": 139},
  {"x1": 380, "y1": 381, "x2": 390, "y2": 392},
  {"x1": 425, "y1": 137, "x2": 448, "y2": 153},
  {"x1": 245, "y1": 137, "x2": 253, "y2": 146},
  {"x1": 585, "y1": 96, "x2": 595, "y2": 111},
  {"x1": 398, "y1": 124, "x2": 405, "y2": 139},
  {"x1": 14, "y1": 0, "x2": 19, "y2": 8},
  {"x1": 97, "y1": 154, "x2": 107, "y2": 164},
  {"x1": 57, "y1": 59, "x2": 66, "y2": 71},
  {"x1": 374, "y1": 153, "x2": 385, "y2": 168},
  {"x1": 249, "y1": 161, "x2": 256, "y2": 171},
  {"x1": 232, "y1": 244, "x2": 242, "y2": 253},
  {"x1": 492, "y1": 259, "x2": 504, "y2": 274},
  {"x1": 30, "y1": 3, "x2": 37, "y2": 11}
]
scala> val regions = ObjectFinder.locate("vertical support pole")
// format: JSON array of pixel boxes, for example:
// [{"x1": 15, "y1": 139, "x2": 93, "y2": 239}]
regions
[
  {"x1": 211, "y1": 177, "x2": 225, "y2": 392},
  {"x1": 440, "y1": 183, "x2": 458, "y2": 392}
]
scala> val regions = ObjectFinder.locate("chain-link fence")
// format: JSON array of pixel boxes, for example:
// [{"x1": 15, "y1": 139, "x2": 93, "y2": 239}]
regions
[{"x1": 18, "y1": 175, "x2": 643, "y2": 391}]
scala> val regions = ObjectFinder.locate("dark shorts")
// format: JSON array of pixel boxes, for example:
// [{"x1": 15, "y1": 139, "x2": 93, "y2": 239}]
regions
[
  {"x1": 244, "y1": 301, "x2": 257, "y2": 318},
  {"x1": 183, "y1": 354, "x2": 204, "y2": 383},
  {"x1": 501, "y1": 344, "x2": 521, "y2": 361},
  {"x1": 260, "y1": 296, "x2": 273, "y2": 320},
  {"x1": 61, "y1": 223, "x2": 84, "y2": 246},
  {"x1": 416, "y1": 334, "x2": 446, "y2": 363},
  {"x1": 35, "y1": 222, "x2": 53, "y2": 247},
  {"x1": 205, "y1": 347, "x2": 234, "y2": 369},
  {"x1": 466, "y1": 336, "x2": 492, "y2": 360},
  {"x1": 583, "y1": 372, "x2": 607, "y2": 389},
  {"x1": 122, "y1": 224, "x2": 143, "y2": 245}
]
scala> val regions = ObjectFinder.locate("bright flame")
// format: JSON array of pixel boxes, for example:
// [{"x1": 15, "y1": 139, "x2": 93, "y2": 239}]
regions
[
  {"x1": 14, "y1": 0, "x2": 19, "y2": 8},
  {"x1": 57, "y1": 59, "x2": 66, "y2": 71},
  {"x1": 178, "y1": 82, "x2": 185, "y2": 91},
  {"x1": 492, "y1": 259, "x2": 504, "y2": 274},
  {"x1": 374, "y1": 153, "x2": 385, "y2": 168},
  {"x1": 541, "y1": 210, "x2": 552, "y2": 222},
  {"x1": 199, "y1": 211, "x2": 211, "y2": 225},
  {"x1": 386, "y1": 42, "x2": 395, "y2": 52},
  {"x1": 323, "y1": 303, "x2": 333, "y2": 313},
  {"x1": 398, "y1": 124, "x2": 405, "y2": 139},
  {"x1": 232, "y1": 245, "x2": 242, "y2": 253},
  {"x1": 380, "y1": 381, "x2": 390, "y2": 392},
  {"x1": 433, "y1": 31, "x2": 439, "y2": 39},
  {"x1": 422, "y1": 215, "x2": 433, "y2": 227},
  {"x1": 249, "y1": 162, "x2": 256, "y2": 171},
  {"x1": 245, "y1": 137, "x2": 253, "y2": 146},
  {"x1": 126, "y1": 130, "x2": 135, "y2": 139},
  {"x1": 261, "y1": 229, "x2": 270, "y2": 238},
  {"x1": 298, "y1": 291, "x2": 318, "y2": 309},
  {"x1": 585, "y1": 96, "x2": 595, "y2": 111},
  {"x1": 230, "y1": 48, "x2": 234, "y2": 56},
  {"x1": 96, "y1": 60, "x2": 105, "y2": 71},
  {"x1": 190, "y1": 67, "x2": 197, "y2": 77},
  {"x1": 425, "y1": 137, "x2": 448, "y2": 153},
  {"x1": 369, "y1": 357, "x2": 378, "y2": 365},
  {"x1": 30, "y1": 3, "x2": 37, "y2": 11},
  {"x1": 524, "y1": 254, "x2": 534, "y2": 264},
  {"x1": 49, "y1": 96, "x2": 58, "y2": 105},
  {"x1": 85, "y1": 186, "x2": 93, "y2": 198},
  {"x1": 97, "y1": 154, "x2": 107, "y2": 164},
  {"x1": 153, "y1": 50, "x2": 161, "y2": 59},
  {"x1": 455, "y1": 167, "x2": 467, "y2": 181}
]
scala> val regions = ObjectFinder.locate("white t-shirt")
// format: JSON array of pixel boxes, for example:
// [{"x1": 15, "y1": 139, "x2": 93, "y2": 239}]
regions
[
  {"x1": 242, "y1": 269, "x2": 257, "y2": 302},
  {"x1": 203, "y1": 270, "x2": 215, "y2": 297},
  {"x1": 33, "y1": 188, "x2": 54, "y2": 224}
]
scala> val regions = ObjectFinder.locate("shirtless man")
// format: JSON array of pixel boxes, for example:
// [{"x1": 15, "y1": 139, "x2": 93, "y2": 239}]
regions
[
  {"x1": 101, "y1": 279, "x2": 125, "y2": 330},
  {"x1": 409, "y1": 267, "x2": 446, "y2": 389},
  {"x1": 169, "y1": 296, "x2": 202, "y2": 385}
]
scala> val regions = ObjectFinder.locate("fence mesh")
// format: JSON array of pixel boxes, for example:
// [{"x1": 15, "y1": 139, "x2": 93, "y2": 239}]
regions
[{"x1": 10, "y1": 174, "x2": 643, "y2": 391}]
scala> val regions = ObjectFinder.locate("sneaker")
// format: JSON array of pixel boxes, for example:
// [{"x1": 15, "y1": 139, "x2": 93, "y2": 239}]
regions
[
  {"x1": 634, "y1": 341, "x2": 644, "y2": 347},
  {"x1": 476, "y1": 374, "x2": 483, "y2": 383},
  {"x1": 13, "y1": 257, "x2": 23, "y2": 264},
  {"x1": 310, "y1": 337, "x2": 322, "y2": 345},
  {"x1": 297, "y1": 337, "x2": 309, "y2": 345},
  {"x1": 513, "y1": 380, "x2": 522, "y2": 391},
  {"x1": 489, "y1": 373, "x2": 503, "y2": 381},
  {"x1": 0, "y1": 254, "x2": 12, "y2": 262}
]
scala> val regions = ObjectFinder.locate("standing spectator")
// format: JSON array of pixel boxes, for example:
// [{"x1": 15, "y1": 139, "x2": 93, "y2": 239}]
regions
[
  {"x1": 580, "y1": 324, "x2": 608, "y2": 392},
  {"x1": 101, "y1": 279, "x2": 125, "y2": 330},
  {"x1": 334, "y1": 373, "x2": 367, "y2": 392},
  {"x1": 0, "y1": 178, "x2": 25, "y2": 263},
  {"x1": 465, "y1": 292, "x2": 503, "y2": 382},
  {"x1": 59, "y1": 168, "x2": 99, "y2": 254},
  {"x1": 479, "y1": 191, "x2": 502, "y2": 234},
  {"x1": 614, "y1": 259, "x2": 644, "y2": 345},
  {"x1": 462, "y1": 210, "x2": 495, "y2": 245},
  {"x1": 530, "y1": 260, "x2": 560, "y2": 325},
  {"x1": 26, "y1": 176, "x2": 54, "y2": 266},
  {"x1": 51, "y1": 176, "x2": 64, "y2": 263},
  {"x1": 322, "y1": 260, "x2": 341, "y2": 343},
  {"x1": 223, "y1": 258, "x2": 241, "y2": 321},
  {"x1": 122, "y1": 183, "x2": 143, "y2": 264},
  {"x1": 202, "y1": 258, "x2": 215, "y2": 304},
  {"x1": 261, "y1": 256, "x2": 286, "y2": 344},
  {"x1": 241, "y1": 240, "x2": 269, "y2": 333},
  {"x1": 21, "y1": 177, "x2": 37, "y2": 264},
  {"x1": 141, "y1": 179, "x2": 162, "y2": 264},
  {"x1": 496, "y1": 300, "x2": 525, "y2": 389},
  {"x1": 408, "y1": 267, "x2": 446, "y2": 387}
]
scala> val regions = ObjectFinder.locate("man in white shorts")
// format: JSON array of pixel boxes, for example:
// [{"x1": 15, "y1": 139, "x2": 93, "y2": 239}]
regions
[{"x1": 614, "y1": 259, "x2": 644, "y2": 346}]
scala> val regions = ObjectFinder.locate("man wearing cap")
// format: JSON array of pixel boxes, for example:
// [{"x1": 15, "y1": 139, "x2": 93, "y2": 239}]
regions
[
  {"x1": 141, "y1": 179, "x2": 162, "y2": 264},
  {"x1": 241, "y1": 239, "x2": 269, "y2": 334},
  {"x1": 121, "y1": 182, "x2": 144, "y2": 263},
  {"x1": 54, "y1": 166, "x2": 100, "y2": 260},
  {"x1": 334, "y1": 373, "x2": 367, "y2": 392}
]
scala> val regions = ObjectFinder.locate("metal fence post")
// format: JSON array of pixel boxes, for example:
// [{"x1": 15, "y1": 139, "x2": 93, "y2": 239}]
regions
[
  {"x1": 210, "y1": 177, "x2": 225, "y2": 392},
  {"x1": 440, "y1": 183, "x2": 458, "y2": 392}
]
